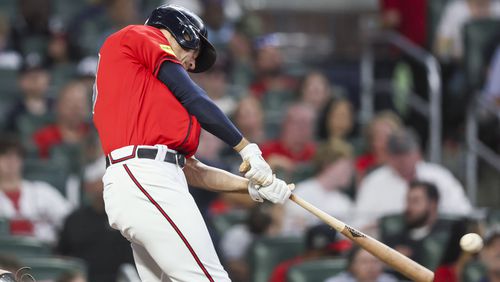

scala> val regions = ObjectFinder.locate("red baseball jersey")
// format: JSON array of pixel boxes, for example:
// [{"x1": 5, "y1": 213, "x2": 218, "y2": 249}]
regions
[{"x1": 93, "y1": 25, "x2": 201, "y2": 157}]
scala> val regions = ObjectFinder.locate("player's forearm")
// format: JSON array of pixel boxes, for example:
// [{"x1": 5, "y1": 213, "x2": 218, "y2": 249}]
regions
[
  {"x1": 184, "y1": 158, "x2": 248, "y2": 193},
  {"x1": 233, "y1": 137, "x2": 250, "y2": 152}
]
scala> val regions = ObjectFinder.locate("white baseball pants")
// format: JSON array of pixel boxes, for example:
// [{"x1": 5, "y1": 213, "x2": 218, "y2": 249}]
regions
[{"x1": 102, "y1": 145, "x2": 231, "y2": 282}]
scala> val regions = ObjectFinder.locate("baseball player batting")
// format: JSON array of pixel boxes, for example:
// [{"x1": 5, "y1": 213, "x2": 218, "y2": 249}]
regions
[{"x1": 92, "y1": 4, "x2": 292, "y2": 282}]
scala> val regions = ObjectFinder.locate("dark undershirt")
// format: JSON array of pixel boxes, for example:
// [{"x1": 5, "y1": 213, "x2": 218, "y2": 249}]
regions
[{"x1": 157, "y1": 61, "x2": 242, "y2": 147}]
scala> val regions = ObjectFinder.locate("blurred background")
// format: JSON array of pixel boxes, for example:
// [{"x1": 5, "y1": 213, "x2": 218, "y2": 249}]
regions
[{"x1": 0, "y1": 0, "x2": 499, "y2": 281}]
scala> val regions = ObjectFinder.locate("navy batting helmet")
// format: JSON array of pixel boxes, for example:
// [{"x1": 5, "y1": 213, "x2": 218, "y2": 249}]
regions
[{"x1": 145, "y1": 5, "x2": 216, "y2": 73}]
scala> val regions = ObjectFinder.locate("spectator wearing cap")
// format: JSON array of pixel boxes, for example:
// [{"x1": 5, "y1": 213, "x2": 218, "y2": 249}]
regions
[
  {"x1": 269, "y1": 224, "x2": 352, "y2": 282},
  {"x1": 325, "y1": 246, "x2": 398, "y2": 282},
  {"x1": 280, "y1": 138, "x2": 354, "y2": 236},
  {"x1": 353, "y1": 128, "x2": 472, "y2": 229},
  {"x1": 4, "y1": 53, "x2": 53, "y2": 137},
  {"x1": 57, "y1": 157, "x2": 134, "y2": 282},
  {"x1": 250, "y1": 34, "x2": 298, "y2": 100},
  {"x1": 0, "y1": 134, "x2": 71, "y2": 245}
]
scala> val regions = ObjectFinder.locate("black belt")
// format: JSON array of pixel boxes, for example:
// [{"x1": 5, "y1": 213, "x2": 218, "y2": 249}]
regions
[{"x1": 106, "y1": 148, "x2": 185, "y2": 168}]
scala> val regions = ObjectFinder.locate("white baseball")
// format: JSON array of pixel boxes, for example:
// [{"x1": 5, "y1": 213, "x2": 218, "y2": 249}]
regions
[{"x1": 460, "y1": 233, "x2": 484, "y2": 253}]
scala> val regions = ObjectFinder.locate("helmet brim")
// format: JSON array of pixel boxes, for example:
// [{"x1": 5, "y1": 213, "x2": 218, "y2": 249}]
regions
[{"x1": 191, "y1": 34, "x2": 216, "y2": 73}]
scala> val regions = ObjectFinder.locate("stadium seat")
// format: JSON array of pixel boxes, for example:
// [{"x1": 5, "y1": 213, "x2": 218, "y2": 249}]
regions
[
  {"x1": 20, "y1": 256, "x2": 87, "y2": 281},
  {"x1": 211, "y1": 210, "x2": 248, "y2": 238},
  {"x1": 248, "y1": 236, "x2": 304, "y2": 282},
  {"x1": 462, "y1": 260, "x2": 487, "y2": 282},
  {"x1": 463, "y1": 19, "x2": 500, "y2": 91},
  {"x1": 379, "y1": 214, "x2": 405, "y2": 241},
  {"x1": 286, "y1": 258, "x2": 347, "y2": 282},
  {"x1": 0, "y1": 218, "x2": 9, "y2": 236},
  {"x1": 23, "y1": 159, "x2": 71, "y2": 196},
  {"x1": 0, "y1": 236, "x2": 51, "y2": 257}
]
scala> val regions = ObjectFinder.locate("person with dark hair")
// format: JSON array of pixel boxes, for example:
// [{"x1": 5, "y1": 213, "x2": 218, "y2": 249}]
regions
[
  {"x1": 0, "y1": 133, "x2": 71, "y2": 245},
  {"x1": 269, "y1": 224, "x2": 352, "y2": 282},
  {"x1": 220, "y1": 202, "x2": 283, "y2": 281},
  {"x1": 354, "y1": 128, "x2": 471, "y2": 228},
  {"x1": 382, "y1": 181, "x2": 450, "y2": 269},
  {"x1": 316, "y1": 98, "x2": 354, "y2": 143},
  {"x1": 325, "y1": 246, "x2": 398, "y2": 282}
]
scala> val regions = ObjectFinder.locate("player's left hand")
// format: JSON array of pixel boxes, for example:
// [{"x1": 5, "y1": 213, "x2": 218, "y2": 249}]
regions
[
  {"x1": 257, "y1": 176, "x2": 293, "y2": 204},
  {"x1": 238, "y1": 143, "x2": 273, "y2": 186}
]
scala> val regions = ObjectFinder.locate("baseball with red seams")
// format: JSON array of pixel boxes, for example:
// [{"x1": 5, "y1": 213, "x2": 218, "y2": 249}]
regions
[{"x1": 460, "y1": 233, "x2": 484, "y2": 253}]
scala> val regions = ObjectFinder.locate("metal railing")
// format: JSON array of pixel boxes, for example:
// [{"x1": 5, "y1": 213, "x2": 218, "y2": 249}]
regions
[
  {"x1": 466, "y1": 97, "x2": 500, "y2": 205},
  {"x1": 360, "y1": 31, "x2": 442, "y2": 163}
]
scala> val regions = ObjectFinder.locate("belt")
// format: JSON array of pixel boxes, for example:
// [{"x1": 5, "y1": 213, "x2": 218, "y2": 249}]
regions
[{"x1": 105, "y1": 147, "x2": 186, "y2": 168}]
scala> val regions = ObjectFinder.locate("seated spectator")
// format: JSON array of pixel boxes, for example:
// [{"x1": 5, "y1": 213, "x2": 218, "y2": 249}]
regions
[
  {"x1": 435, "y1": 0, "x2": 500, "y2": 61},
  {"x1": 33, "y1": 81, "x2": 91, "y2": 160},
  {"x1": 220, "y1": 202, "x2": 283, "y2": 282},
  {"x1": 354, "y1": 128, "x2": 472, "y2": 228},
  {"x1": 324, "y1": 246, "x2": 398, "y2": 282},
  {"x1": 317, "y1": 98, "x2": 354, "y2": 143},
  {"x1": 0, "y1": 134, "x2": 71, "y2": 245},
  {"x1": 281, "y1": 138, "x2": 354, "y2": 236},
  {"x1": 57, "y1": 157, "x2": 134, "y2": 282},
  {"x1": 298, "y1": 71, "x2": 333, "y2": 113},
  {"x1": 383, "y1": 181, "x2": 459, "y2": 271},
  {"x1": 355, "y1": 111, "x2": 402, "y2": 181},
  {"x1": 269, "y1": 224, "x2": 352, "y2": 282},
  {"x1": 4, "y1": 54, "x2": 53, "y2": 136},
  {"x1": 261, "y1": 103, "x2": 317, "y2": 182},
  {"x1": 232, "y1": 96, "x2": 266, "y2": 144},
  {"x1": 201, "y1": 0, "x2": 239, "y2": 51},
  {"x1": 250, "y1": 34, "x2": 297, "y2": 100},
  {"x1": 479, "y1": 227, "x2": 500, "y2": 282},
  {"x1": 9, "y1": 0, "x2": 53, "y2": 57}
]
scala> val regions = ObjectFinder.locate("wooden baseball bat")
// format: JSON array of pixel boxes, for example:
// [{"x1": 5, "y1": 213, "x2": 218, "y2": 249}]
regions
[{"x1": 240, "y1": 161, "x2": 434, "y2": 282}]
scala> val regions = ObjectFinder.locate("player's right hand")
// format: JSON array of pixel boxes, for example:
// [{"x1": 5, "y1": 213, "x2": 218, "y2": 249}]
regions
[
  {"x1": 238, "y1": 143, "x2": 273, "y2": 186},
  {"x1": 257, "y1": 176, "x2": 293, "y2": 204}
]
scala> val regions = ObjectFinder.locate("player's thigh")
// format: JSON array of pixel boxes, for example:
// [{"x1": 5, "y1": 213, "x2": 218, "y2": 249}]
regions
[{"x1": 131, "y1": 242, "x2": 171, "y2": 282}]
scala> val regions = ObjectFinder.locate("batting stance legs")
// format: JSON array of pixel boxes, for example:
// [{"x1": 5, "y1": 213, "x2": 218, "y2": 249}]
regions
[{"x1": 102, "y1": 145, "x2": 230, "y2": 282}]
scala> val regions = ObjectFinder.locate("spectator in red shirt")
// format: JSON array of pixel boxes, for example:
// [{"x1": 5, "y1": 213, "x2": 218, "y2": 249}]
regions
[
  {"x1": 0, "y1": 134, "x2": 71, "y2": 245},
  {"x1": 261, "y1": 103, "x2": 316, "y2": 182},
  {"x1": 355, "y1": 111, "x2": 402, "y2": 181},
  {"x1": 250, "y1": 34, "x2": 298, "y2": 100},
  {"x1": 33, "y1": 81, "x2": 91, "y2": 159}
]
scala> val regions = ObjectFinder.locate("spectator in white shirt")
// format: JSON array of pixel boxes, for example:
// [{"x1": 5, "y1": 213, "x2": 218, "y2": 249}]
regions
[
  {"x1": 435, "y1": 0, "x2": 500, "y2": 61},
  {"x1": 354, "y1": 128, "x2": 472, "y2": 229},
  {"x1": 0, "y1": 134, "x2": 71, "y2": 245},
  {"x1": 281, "y1": 138, "x2": 354, "y2": 236}
]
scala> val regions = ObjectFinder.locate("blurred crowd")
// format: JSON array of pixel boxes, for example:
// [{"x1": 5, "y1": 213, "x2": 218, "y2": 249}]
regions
[{"x1": 0, "y1": 0, "x2": 499, "y2": 281}]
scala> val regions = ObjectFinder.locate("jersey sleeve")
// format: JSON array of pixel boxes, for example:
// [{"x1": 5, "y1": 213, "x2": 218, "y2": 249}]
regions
[{"x1": 121, "y1": 26, "x2": 181, "y2": 76}]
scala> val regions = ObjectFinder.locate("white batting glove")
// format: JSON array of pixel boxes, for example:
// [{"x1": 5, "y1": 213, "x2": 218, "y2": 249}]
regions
[
  {"x1": 247, "y1": 181, "x2": 264, "y2": 202},
  {"x1": 239, "y1": 143, "x2": 273, "y2": 186},
  {"x1": 257, "y1": 176, "x2": 292, "y2": 204}
]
